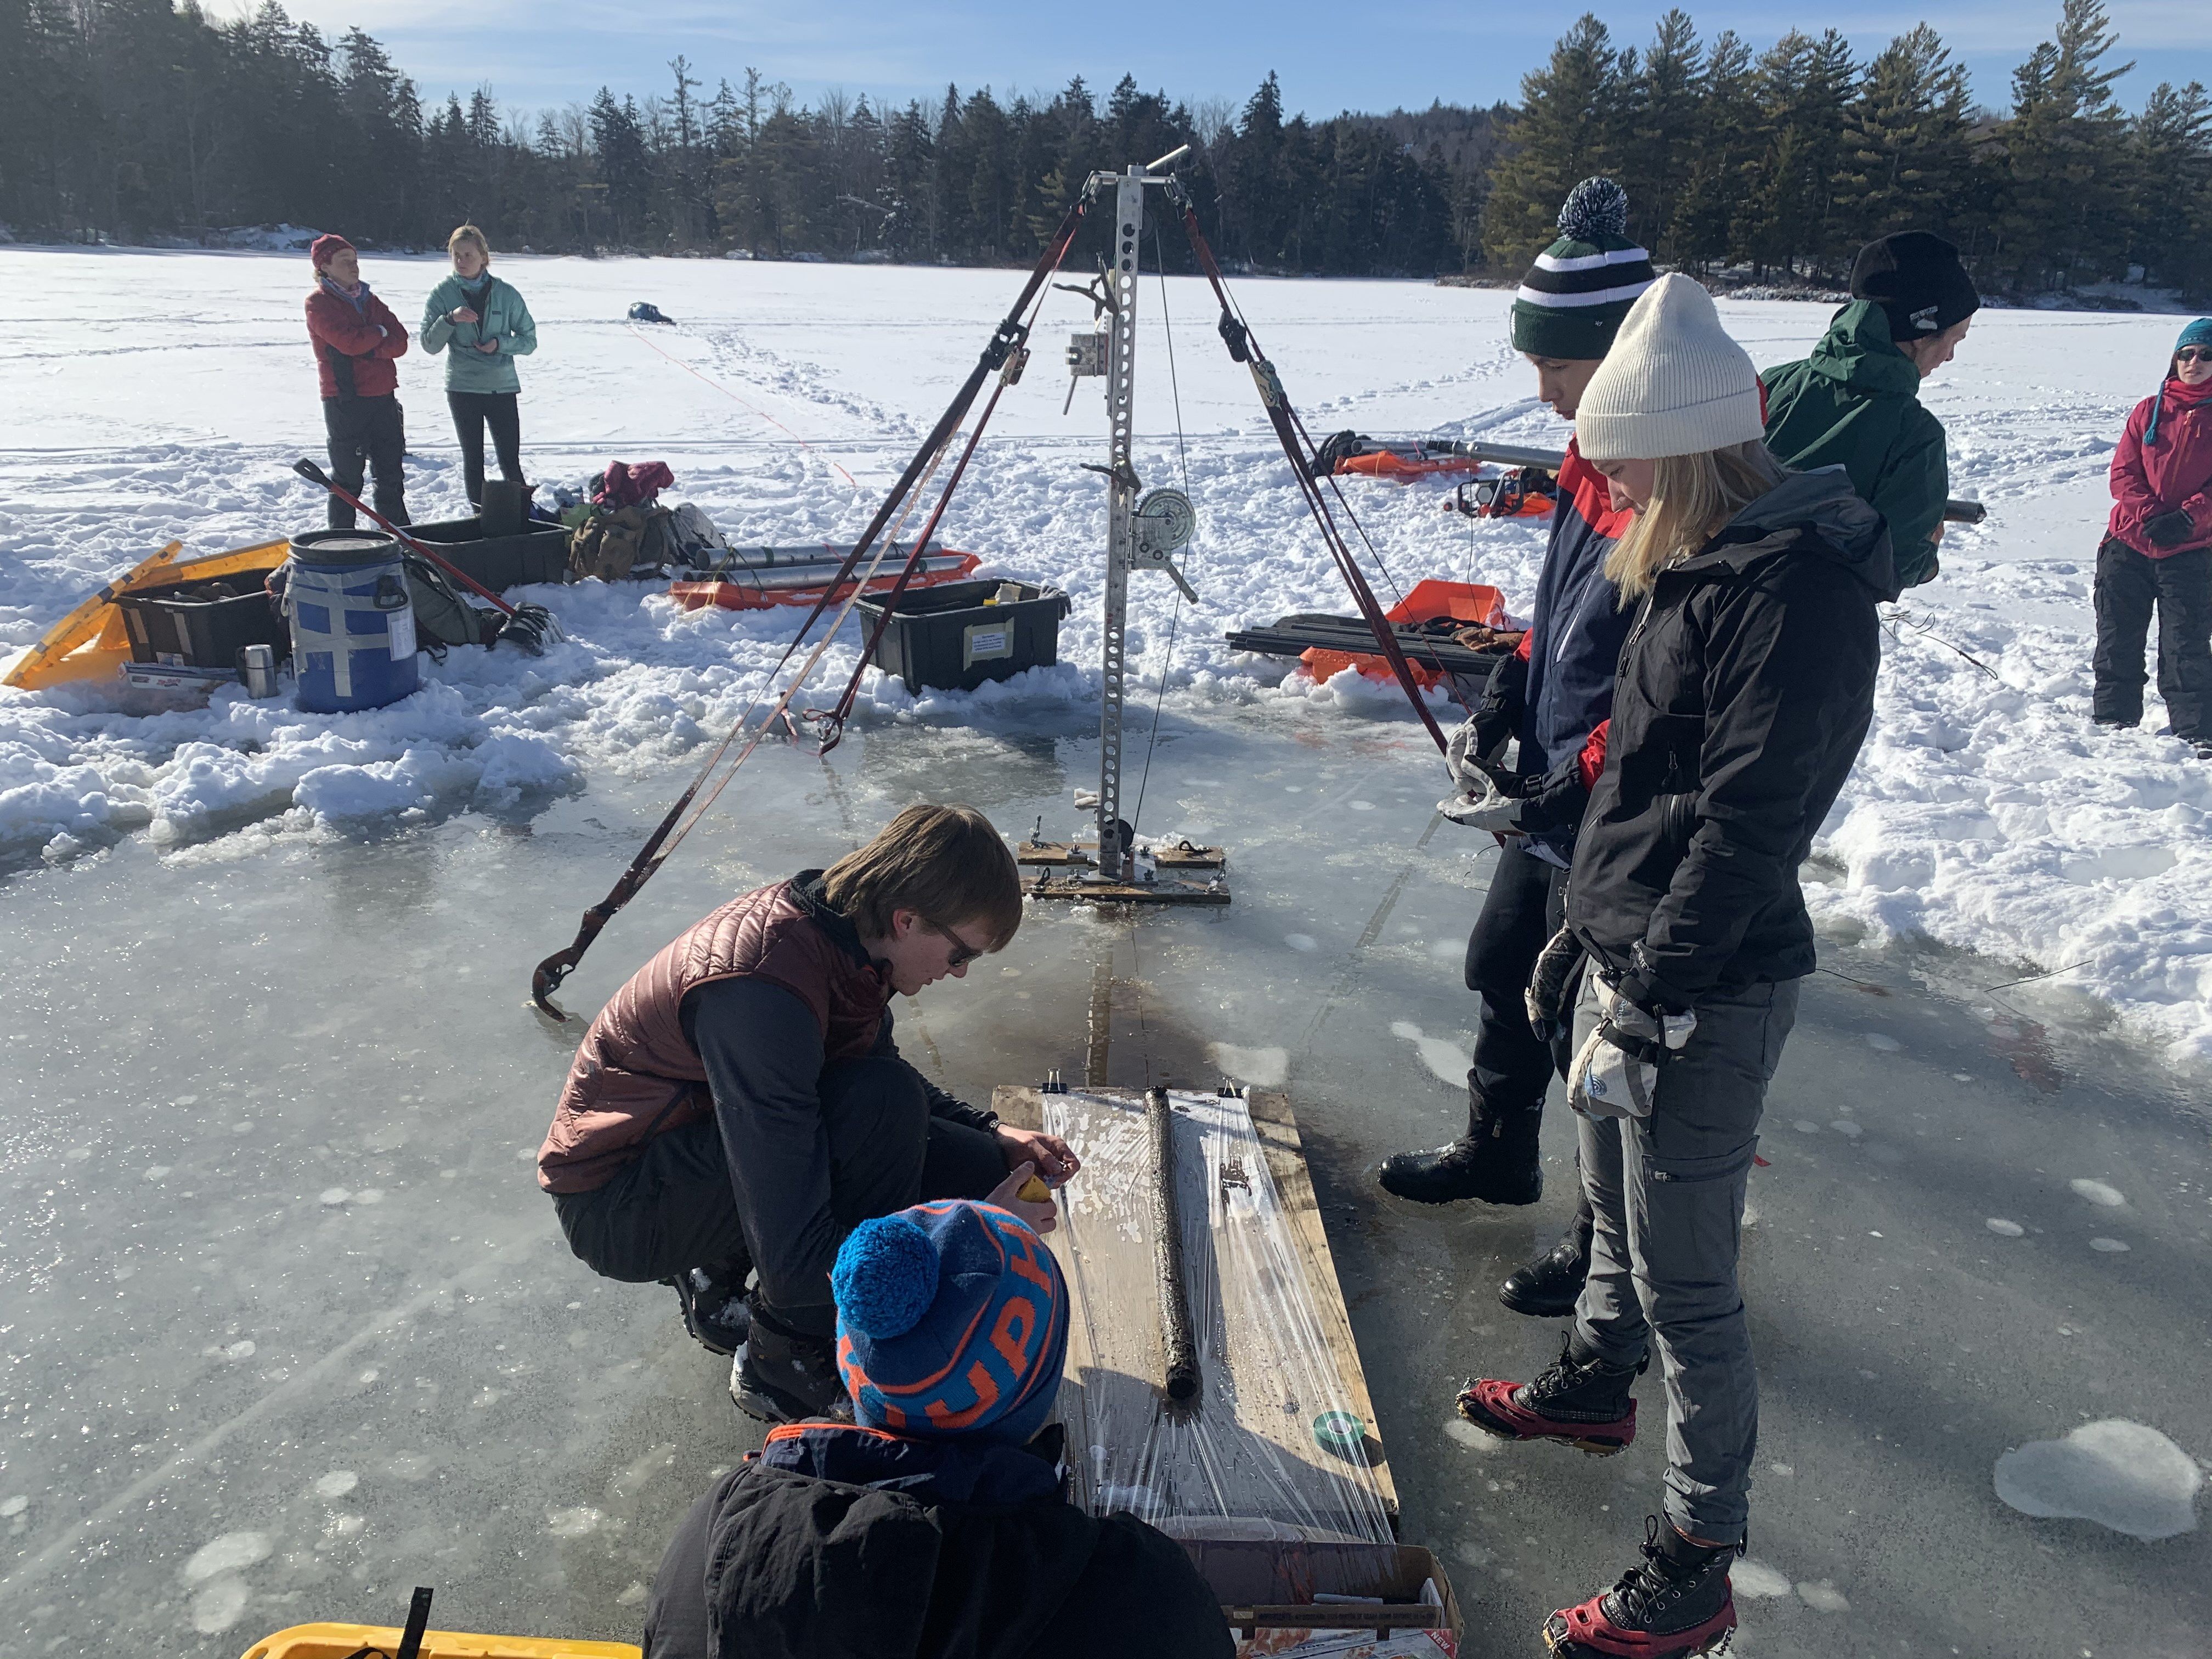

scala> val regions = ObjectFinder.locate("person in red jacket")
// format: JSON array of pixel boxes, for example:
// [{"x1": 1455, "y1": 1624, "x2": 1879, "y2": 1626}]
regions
[
  {"x1": 2096, "y1": 318, "x2": 2212, "y2": 747},
  {"x1": 304, "y1": 233, "x2": 410, "y2": 530}
]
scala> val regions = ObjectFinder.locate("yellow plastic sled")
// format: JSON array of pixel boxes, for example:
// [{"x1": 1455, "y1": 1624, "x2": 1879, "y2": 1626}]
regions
[
  {"x1": 239, "y1": 1623, "x2": 640, "y2": 1659},
  {"x1": 2, "y1": 538, "x2": 290, "y2": 692}
]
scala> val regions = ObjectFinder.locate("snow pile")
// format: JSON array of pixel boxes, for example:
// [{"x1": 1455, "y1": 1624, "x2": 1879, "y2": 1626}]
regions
[{"x1": 1, "y1": 249, "x2": 2208, "y2": 1062}]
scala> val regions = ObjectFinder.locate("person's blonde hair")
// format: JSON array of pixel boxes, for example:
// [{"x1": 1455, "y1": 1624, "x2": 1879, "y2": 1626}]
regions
[
  {"x1": 1604, "y1": 440, "x2": 1790, "y2": 603},
  {"x1": 822, "y1": 803, "x2": 1023, "y2": 950},
  {"x1": 447, "y1": 223, "x2": 492, "y2": 265}
]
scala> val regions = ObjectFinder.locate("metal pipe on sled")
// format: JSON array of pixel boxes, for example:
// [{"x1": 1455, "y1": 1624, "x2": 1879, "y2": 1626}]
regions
[{"x1": 1447, "y1": 439, "x2": 1987, "y2": 524}]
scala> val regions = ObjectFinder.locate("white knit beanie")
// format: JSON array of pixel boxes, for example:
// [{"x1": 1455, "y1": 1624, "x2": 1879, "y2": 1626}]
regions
[{"x1": 1575, "y1": 273, "x2": 1764, "y2": 462}]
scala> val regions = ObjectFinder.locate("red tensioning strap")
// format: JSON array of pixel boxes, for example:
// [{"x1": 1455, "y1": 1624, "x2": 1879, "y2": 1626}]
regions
[{"x1": 1176, "y1": 207, "x2": 1448, "y2": 753}]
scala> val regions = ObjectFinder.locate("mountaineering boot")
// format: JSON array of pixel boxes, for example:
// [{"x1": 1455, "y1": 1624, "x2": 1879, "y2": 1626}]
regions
[
  {"x1": 1456, "y1": 1330, "x2": 1643, "y2": 1455},
  {"x1": 667, "y1": 1265, "x2": 752, "y2": 1357},
  {"x1": 1543, "y1": 1516, "x2": 1743, "y2": 1657},
  {"x1": 1376, "y1": 1093, "x2": 1543, "y2": 1206},
  {"x1": 1499, "y1": 1203, "x2": 1594, "y2": 1318},
  {"x1": 731, "y1": 1309, "x2": 849, "y2": 1425}
]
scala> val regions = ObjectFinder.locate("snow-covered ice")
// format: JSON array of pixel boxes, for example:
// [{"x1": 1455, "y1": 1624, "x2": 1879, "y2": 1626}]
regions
[{"x1": 5, "y1": 250, "x2": 2212, "y2": 1063}]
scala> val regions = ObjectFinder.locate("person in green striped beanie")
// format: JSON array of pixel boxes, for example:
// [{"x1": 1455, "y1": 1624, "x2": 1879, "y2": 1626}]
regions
[{"x1": 1510, "y1": 176, "x2": 1659, "y2": 413}]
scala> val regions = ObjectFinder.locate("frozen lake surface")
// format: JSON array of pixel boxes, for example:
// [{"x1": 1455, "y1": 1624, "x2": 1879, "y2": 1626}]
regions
[
  {"x1": 3, "y1": 706, "x2": 2208, "y2": 1657},
  {"x1": 0, "y1": 250, "x2": 2208, "y2": 1653}
]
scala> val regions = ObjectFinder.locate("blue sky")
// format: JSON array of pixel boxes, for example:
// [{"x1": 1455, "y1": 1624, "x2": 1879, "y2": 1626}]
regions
[{"x1": 274, "y1": 0, "x2": 2211, "y2": 122}]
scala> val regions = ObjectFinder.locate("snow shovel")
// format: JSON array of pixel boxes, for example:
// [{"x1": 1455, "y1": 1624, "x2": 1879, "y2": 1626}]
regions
[{"x1": 290, "y1": 459, "x2": 562, "y2": 654}]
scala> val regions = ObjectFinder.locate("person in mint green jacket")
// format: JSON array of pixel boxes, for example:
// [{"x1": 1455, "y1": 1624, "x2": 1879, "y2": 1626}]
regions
[
  {"x1": 1762, "y1": 232, "x2": 1979, "y2": 589},
  {"x1": 421, "y1": 224, "x2": 538, "y2": 510}
]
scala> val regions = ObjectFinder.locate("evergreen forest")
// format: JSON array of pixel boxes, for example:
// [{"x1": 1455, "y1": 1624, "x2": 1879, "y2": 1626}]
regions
[{"x1": 2, "y1": 0, "x2": 2207, "y2": 300}]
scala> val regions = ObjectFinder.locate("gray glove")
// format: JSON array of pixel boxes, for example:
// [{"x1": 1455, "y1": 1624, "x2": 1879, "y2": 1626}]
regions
[{"x1": 1566, "y1": 976, "x2": 1696, "y2": 1120}]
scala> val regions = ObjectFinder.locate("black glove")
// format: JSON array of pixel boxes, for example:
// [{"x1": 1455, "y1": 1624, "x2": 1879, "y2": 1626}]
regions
[
  {"x1": 1468, "y1": 650, "x2": 1527, "y2": 761},
  {"x1": 2146, "y1": 509, "x2": 2197, "y2": 549}
]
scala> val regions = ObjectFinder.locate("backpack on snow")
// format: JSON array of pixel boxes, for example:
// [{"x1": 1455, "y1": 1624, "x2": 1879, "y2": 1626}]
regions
[
  {"x1": 402, "y1": 550, "x2": 502, "y2": 656},
  {"x1": 568, "y1": 504, "x2": 678, "y2": 582}
]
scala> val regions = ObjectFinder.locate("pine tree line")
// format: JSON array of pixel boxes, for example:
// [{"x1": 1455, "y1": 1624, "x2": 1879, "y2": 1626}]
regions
[
  {"x1": 2, "y1": 0, "x2": 2206, "y2": 298},
  {"x1": 1489, "y1": 1, "x2": 2212, "y2": 298}
]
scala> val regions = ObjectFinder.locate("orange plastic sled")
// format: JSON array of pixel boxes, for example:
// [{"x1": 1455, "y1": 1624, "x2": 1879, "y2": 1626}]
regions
[
  {"x1": 1301, "y1": 578, "x2": 1509, "y2": 690},
  {"x1": 239, "y1": 1622, "x2": 639, "y2": 1659},
  {"x1": 3, "y1": 538, "x2": 290, "y2": 692}
]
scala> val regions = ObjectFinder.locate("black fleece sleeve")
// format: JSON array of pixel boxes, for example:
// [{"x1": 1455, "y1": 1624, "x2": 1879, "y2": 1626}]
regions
[
  {"x1": 877, "y1": 1005, "x2": 998, "y2": 1133},
  {"x1": 1623, "y1": 565, "x2": 1876, "y2": 1009},
  {"x1": 684, "y1": 977, "x2": 844, "y2": 1314}
]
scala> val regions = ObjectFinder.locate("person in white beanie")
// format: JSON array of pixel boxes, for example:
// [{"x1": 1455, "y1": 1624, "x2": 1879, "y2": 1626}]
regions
[{"x1": 1454, "y1": 274, "x2": 1900, "y2": 1659}]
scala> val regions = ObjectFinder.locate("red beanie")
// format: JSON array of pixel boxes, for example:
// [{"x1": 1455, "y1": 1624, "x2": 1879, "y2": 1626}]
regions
[{"x1": 309, "y1": 233, "x2": 355, "y2": 270}]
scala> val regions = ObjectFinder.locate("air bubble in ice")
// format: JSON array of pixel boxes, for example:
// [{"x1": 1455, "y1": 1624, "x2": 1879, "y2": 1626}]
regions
[
  {"x1": 1390, "y1": 1022, "x2": 1471, "y2": 1086},
  {"x1": 1796, "y1": 1581, "x2": 1850, "y2": 1612},
  {"x1": 2069, "y1": 1178, "x2": 2125, "y2": 1207},
  {"x1": 184, "y1": 1531, "x2": 271, "y2": 1582},
  {"x1": 1864, "y1": 1033, "x2": 1901, "y2": 1052},
  {"x1": 314, "y1": 1471, "x2": 358, "y2": 1500},
  {"x1": 1283, "y1": 933, "x2": 1318, "y2": 952},
  {"x1": 545, "y1": 1506, "x2": 603, "y2": 1536},
  {"x1": 190, "y1": 1577, "x2": 250, "y2": 1633},
  {"x1": 0, "y1": 1496, "x2": 26, "y2": 1517},
  {"x1": 319, "y1": 1188, "x2": 349, "y2": 1205},
  {"x1": 1985, "y1": 1218, "x2": 2025, "y2": 1237},
  {"x1": 144, "y1": 1166, "x2": 170, "y2": 1181},
  {"x1": 1205, "y1": 1043, "x2": 1288, "y2": 1087},
  {"x1": 1994, "y1": 1419, "x2": 2202, "y2": 1539},
  {"x1": 2089, "y1": 1237, "x2": 2130, "y2": 1253}
]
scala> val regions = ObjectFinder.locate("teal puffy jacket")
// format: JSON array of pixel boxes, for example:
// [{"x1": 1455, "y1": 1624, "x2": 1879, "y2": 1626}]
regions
[{"x1": 421, "y1": 273, "x2": 537, "y2": 394}]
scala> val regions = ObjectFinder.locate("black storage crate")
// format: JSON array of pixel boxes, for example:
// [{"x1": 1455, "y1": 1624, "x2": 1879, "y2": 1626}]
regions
[
  {"x1": 117, "y1": 574, "x2": 289, "y2": 667},
  {"x1": 406, "y1": 516, "x2": 572, "y2": 591},
  {"x1": 854, "y1": 579, "x2": 1070, "y2": 693}
]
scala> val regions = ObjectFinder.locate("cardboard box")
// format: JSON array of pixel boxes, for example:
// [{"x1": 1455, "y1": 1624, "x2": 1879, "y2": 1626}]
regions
[{"x1": 1178, "y1": 1537, "x2": 1463, "y2": 1658}]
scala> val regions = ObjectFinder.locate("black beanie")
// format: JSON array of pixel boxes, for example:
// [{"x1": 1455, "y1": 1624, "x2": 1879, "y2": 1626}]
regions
[{"x1": 1850, "y1": 232, "x2": 1980, "y2": 343}]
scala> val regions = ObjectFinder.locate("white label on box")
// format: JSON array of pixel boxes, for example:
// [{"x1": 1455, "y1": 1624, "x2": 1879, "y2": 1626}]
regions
[
  {"x1": 386, "y1": 610, "x2": 417, "y2": 659},
  {"x1": 964, "y1": 624, "x2": 1011, "y2": 667}
]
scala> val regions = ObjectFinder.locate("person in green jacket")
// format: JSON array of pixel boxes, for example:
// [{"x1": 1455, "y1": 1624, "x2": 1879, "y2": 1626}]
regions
[
  {"x1": 421, "y1": 224, "x2": 538, "y2": 510},
  {"x1": 1762, "y1": 231, "x2": 1979, "y2": 589}
]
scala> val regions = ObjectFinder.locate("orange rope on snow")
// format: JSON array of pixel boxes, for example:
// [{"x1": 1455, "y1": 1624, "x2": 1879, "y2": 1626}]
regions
[{"x1": 627, "y1": 324, "x2": 865, "y2": 490}]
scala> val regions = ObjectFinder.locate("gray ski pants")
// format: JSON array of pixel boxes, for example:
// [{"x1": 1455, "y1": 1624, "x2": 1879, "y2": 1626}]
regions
[{"x1": 1570, "y1": 972, "x2": 1799, "y2": 1543}]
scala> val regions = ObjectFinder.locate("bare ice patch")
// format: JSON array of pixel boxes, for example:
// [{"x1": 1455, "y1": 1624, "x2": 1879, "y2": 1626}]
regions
[
  {"x1": 1994, "y1": 1419, "x2": 2203, "y2": 1540},
  {"x1": 2069, "y1": 1178, "x2": 2126, "y2": 1207},
  {"x1": 1390, "y1": 1022, "x2": 1471, "y2": 1086},
  {"x1": 1206, "y1": 1043, "x2": 1289, "y2": 1088}
]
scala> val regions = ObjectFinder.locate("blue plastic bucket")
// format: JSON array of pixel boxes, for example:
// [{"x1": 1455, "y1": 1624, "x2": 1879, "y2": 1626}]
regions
[{"x1": 285, "y1": 530, "x2": 420, "y2": 714}]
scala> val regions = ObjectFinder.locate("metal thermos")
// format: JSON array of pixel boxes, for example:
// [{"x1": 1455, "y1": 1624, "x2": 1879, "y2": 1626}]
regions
[{"x1": 237, "y1": 643, "x2": 278, "y2": 698}]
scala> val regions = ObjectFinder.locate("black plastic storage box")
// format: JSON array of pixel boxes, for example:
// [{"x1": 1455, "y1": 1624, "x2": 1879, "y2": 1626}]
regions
[
  {"x1": 406, "y1": 516, "x2": 572, "y2": 591},
  {"x1": 117, "y1": 574, "x2": 289, "y2": 667},
  {"x1": 853, "y1": 579, "x2": 1070, "y2": 694}
]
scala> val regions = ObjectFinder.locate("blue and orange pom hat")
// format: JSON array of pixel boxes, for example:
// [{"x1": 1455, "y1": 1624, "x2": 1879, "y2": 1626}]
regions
[{"x1": 832, "y1": 1199, "x2": 1069, "y2": 1446}]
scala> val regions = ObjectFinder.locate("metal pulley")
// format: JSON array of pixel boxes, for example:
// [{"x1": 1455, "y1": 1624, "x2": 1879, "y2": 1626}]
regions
[{"x1": 1131, "y1": 487, "x2": 1199, "y2": 602}]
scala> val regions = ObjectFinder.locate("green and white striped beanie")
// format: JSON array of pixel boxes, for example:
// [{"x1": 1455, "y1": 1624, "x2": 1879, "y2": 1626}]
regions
[{"x1": 1510, "y1": 177, "x2": 1657, "y2": 362}]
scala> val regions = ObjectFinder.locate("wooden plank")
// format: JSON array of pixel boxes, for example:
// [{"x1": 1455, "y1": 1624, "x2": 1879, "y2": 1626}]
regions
[
  {"x1": 1016, "y1": 839, "x2": 1227, "y2": 870},
  {"x1": 994, "y1": 1086, "x2": 1398, "y2": 1523}
]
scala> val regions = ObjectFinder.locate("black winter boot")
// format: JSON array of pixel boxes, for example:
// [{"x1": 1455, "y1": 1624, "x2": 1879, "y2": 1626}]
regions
[
  {"x1": 1499, "y1": 1200, "x2": 1593, "y2": 1317},
  {"x1": 731, "y1": 1307, "x2": 850, "y2": 1425},
  {"x1": 667, "y1": 1265, "x2": 753, "y2": 1357},
  {"x1": 1377, "y1": 1093, "x2": 1543, "y2": 1205},
  {"x1": 1457, "y1": 1330, "x2": 1645, "y2": 1455},
  {"x1": 1543, "y1": 1516, "x2": 1743, "y2": 1657}
]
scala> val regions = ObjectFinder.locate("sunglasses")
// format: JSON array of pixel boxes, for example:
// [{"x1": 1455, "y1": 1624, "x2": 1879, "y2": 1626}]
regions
[
  {"x1": 928, "y1": 919, "x2": 987, "y2": 968},
  {"x1": 2179, "y1": 347, "x2": 2212, "y2": 365}
]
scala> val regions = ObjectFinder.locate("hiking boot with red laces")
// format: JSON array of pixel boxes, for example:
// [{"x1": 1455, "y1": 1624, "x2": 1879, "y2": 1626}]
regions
[
  {"x1": 1456, "y1": 1331, "x2": 1643, "y2": 1455},
  {"x1": 1543, "y1": 1516, "x2": 1741, "y2": 1657}
]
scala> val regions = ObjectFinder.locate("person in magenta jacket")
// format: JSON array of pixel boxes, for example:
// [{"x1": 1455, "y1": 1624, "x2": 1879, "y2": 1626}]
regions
[
  {"x1": 2095, "y1": 318, "x2": 2212, "y2": 746},
  {"x1": 303, "y1": 233, "x2": 410, "y2": 530}
]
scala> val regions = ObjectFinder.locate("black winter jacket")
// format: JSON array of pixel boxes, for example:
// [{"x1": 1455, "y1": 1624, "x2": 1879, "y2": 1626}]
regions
[
  {"x1": 1566, "y1": 470, "x2": 1899, "y2": 1011},
  {"x1": 644, "y1": 1423, "x2": 1233, "y2": 1659}
]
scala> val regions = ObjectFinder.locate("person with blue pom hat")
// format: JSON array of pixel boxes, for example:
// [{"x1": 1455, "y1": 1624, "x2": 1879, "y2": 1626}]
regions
[
  {"x1": 2094, "y1": 317, "x2": 2212, "y2": 745},
  {"x1": 642, "y1": 1199, "x2": 1233, "y2": 1659}
]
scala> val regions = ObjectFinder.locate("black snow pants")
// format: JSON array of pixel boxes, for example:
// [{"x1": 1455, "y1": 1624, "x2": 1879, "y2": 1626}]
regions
[
  {"x1": 2093, "y1": 537, "x2": 2212, "y2": 738},
  {"x1": 1462, "y1": 838, "x2": 1571, "y2": 1116},
  {"x1": 447, "y1": 390, "x2": 523, "y2": 509},
  {"x1": 321, "y1": 394, "x2": 409, "y2": 531},
  {"x1": 550, "y1": 1056, "x2": 1007, "y2": 1339}
]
